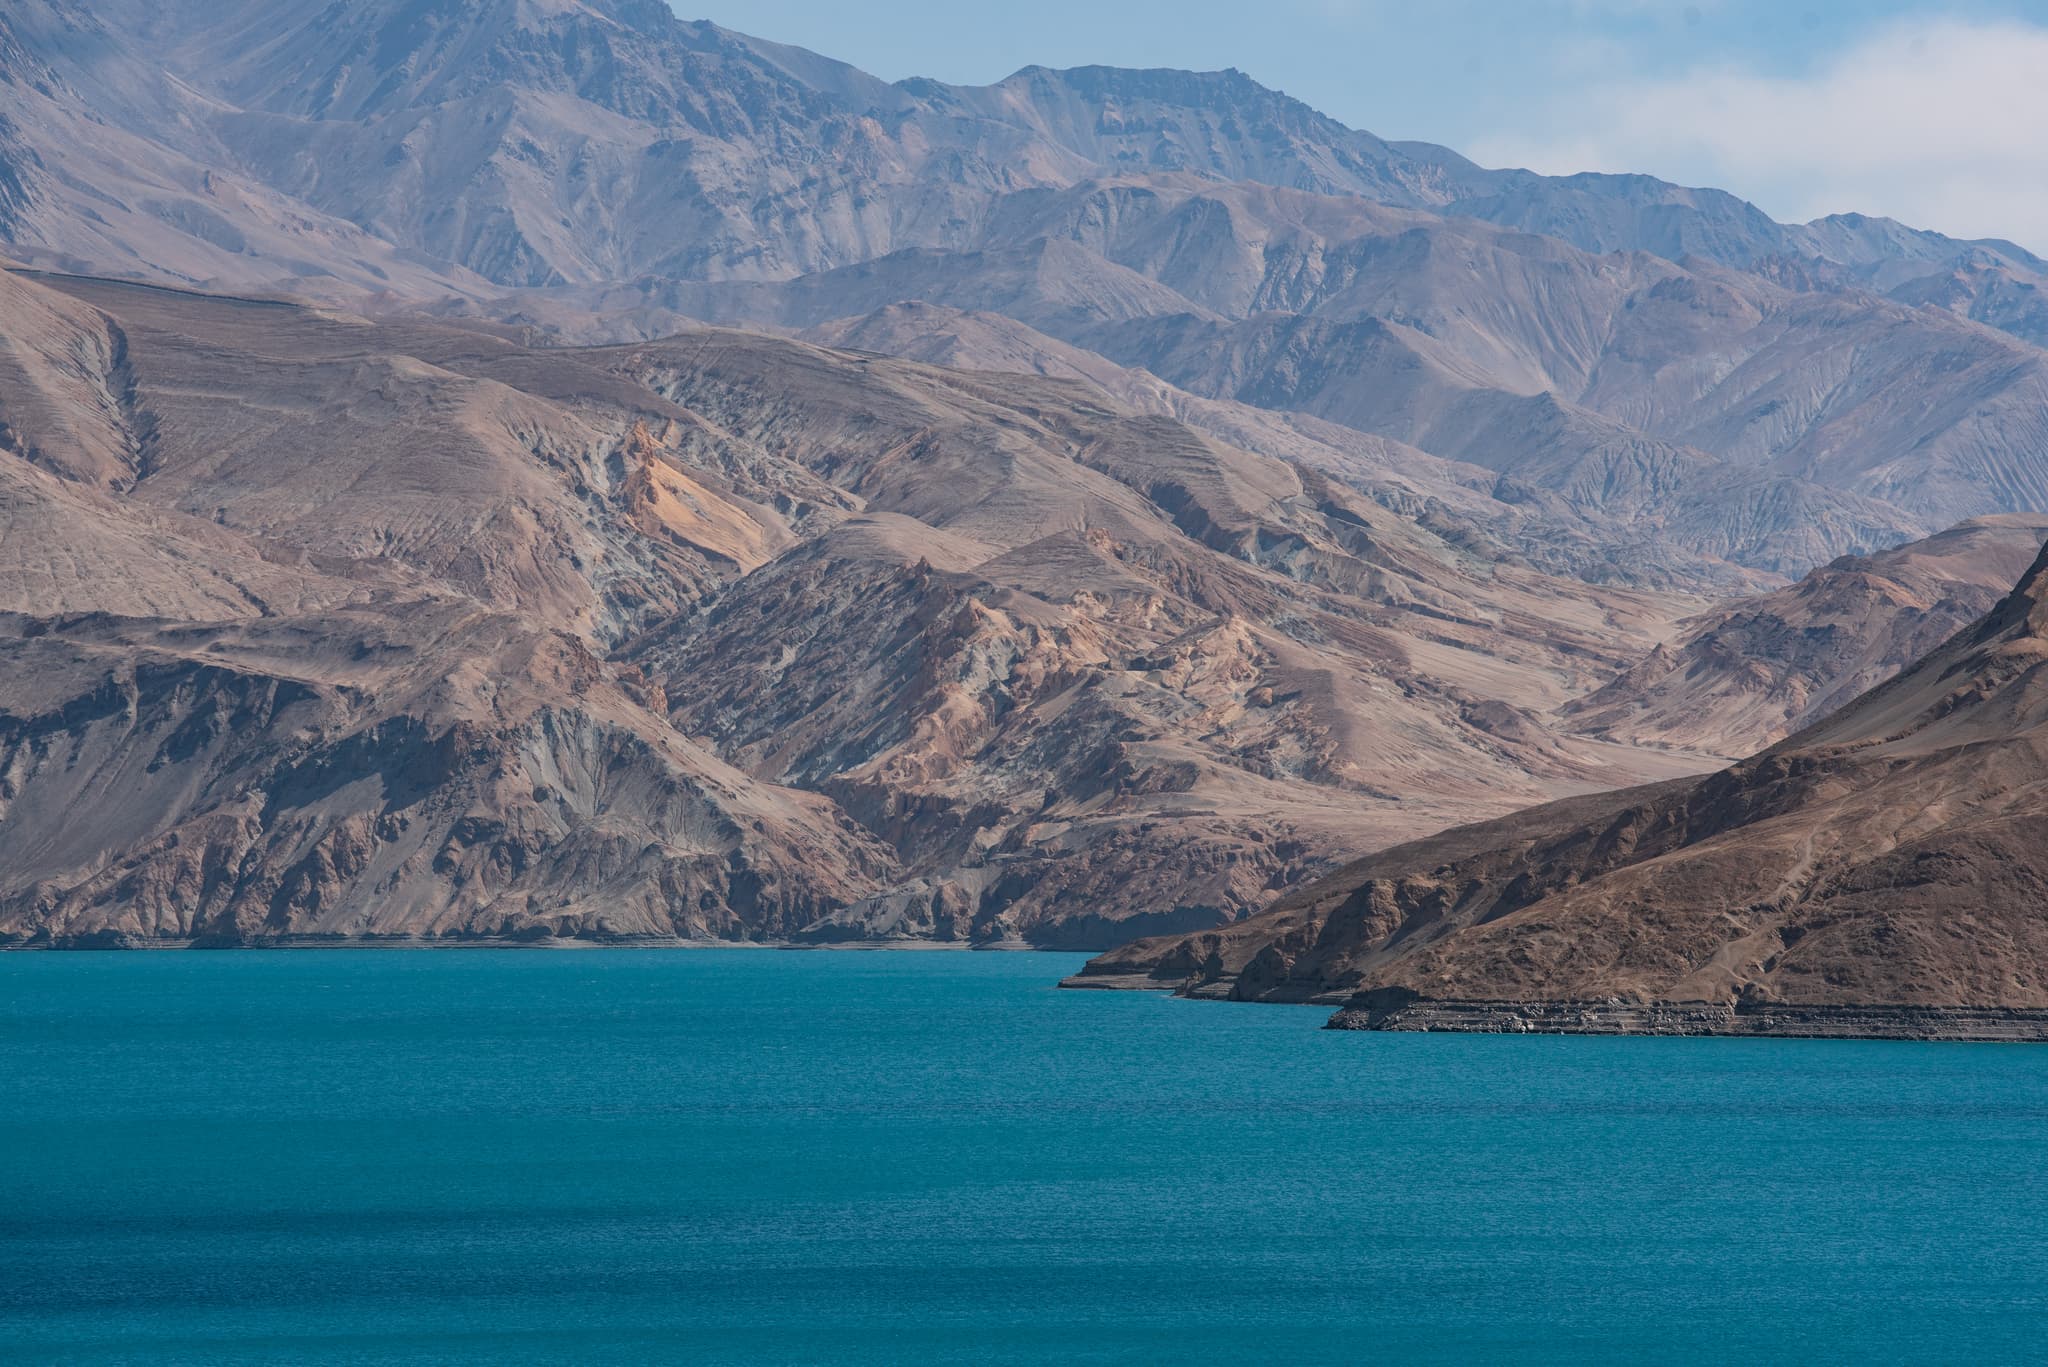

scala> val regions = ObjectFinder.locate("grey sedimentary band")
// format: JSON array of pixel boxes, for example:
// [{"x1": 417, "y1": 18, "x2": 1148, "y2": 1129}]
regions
[{"x1": 1327, "y1": 995, "x2": 2048, "y2": 1042}]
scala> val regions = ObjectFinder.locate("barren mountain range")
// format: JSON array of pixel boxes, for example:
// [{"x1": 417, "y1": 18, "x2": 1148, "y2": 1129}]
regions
[
  {"x1": 8, "y1": 0, "x2": 2048, "y2": 582},
  {"x1": 0, "y1": 268, "x2": 1712, "y2": 946},
  {"x1": 6, "y1": 0, "x2": 2048, "y2": 975}
]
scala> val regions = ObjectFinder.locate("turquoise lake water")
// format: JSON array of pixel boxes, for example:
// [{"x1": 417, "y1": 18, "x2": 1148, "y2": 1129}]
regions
[{"x1": 3, "y1": 950, "x2": 2046, "y2": 1365}]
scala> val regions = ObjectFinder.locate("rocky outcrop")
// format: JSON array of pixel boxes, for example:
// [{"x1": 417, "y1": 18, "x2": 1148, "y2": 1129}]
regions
[{"x1": 0, "y1": 608, "x2": 896, "y2": 946}]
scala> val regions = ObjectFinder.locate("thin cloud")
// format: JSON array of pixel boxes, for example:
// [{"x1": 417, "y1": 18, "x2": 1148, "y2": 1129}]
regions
[{"x1": 1470, "y1": 17, "x2": 2048, "y2": 252}]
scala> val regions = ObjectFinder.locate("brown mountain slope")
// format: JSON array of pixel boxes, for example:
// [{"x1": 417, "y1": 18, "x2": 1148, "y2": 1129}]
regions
[
  {"x1": 6, "y1": 272, "x2": 808, "y2": 647},
  {"x1": 592, "y1": 326, "x2": 1719, "y2": 939},
  {"x1": 0, "y1": 268, "x2": 1717, "y2": 948},
  {"x1": 1071, "y1": 539, "x2": 2048, "y2": 1037},
  {"x1": 1568, "y1": 516, "x2": 2048, "y2": 756}
]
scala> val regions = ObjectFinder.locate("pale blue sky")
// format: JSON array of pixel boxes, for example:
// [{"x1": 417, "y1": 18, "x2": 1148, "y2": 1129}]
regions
[{"x1": 687, "y1": 1, "x2": 2048, "y2": 248}]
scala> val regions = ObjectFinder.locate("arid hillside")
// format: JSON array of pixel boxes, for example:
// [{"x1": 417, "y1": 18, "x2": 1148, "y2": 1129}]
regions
[
  {"x1": 1073, "y1": 538, "x2": 2048, "y2": 1035},
  {"x1": 0, "y1": 268, "x2": 1722, "y2": 947},
  {"x1": 1567, "y1": 516, "x2": 2048, "y2": 755},
  {"x1": 13, "y1": 0, "x2": 2048, "y2": 958}
]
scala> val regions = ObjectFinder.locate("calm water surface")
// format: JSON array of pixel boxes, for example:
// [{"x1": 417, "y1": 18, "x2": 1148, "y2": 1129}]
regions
[{"x1": 3, "y1": 950, "x2": 2046, "y2": 1364}]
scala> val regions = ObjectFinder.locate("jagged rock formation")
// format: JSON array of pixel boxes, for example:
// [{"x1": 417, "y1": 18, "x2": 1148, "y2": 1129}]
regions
[
  {"x1": 1071, "y1": 540, "x2": 2048, "y2": 1035},
  {"x1": 0, "y1": 608, "x2": 893, "y2": 945}
]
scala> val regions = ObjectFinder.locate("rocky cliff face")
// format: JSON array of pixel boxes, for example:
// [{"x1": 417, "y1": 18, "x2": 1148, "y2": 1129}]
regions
[
  {"x1": 1073, "y1": 539, "x2": 2048, "y2": 1027},
  {"x1": 0, "y1": 608, "x2": 894, "y2": 945}
]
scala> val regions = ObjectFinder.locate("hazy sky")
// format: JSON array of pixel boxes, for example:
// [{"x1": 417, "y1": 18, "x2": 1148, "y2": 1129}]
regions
[{"x1": 688, "y1": 1, "x2": 2048, "y2": 251}]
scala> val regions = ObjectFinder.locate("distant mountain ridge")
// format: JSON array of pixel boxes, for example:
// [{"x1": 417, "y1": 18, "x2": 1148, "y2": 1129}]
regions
[
  {"x1": 33, "y1": 0, "x2": 2042, "y2": 315},
  {"x1": 9, "y1": 0, "x2": 2048, "y2": 587},
  {"x1": 0, "y1": 0, "x2": 2034, "y2": 309}
]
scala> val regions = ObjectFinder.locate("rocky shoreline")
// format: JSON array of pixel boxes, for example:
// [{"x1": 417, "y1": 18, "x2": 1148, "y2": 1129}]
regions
[
  {"x1": 0, "y1": 933, "x2": 1044, "y2": 952},
  {"x1": 1329, "y1": 991, "x2": 2048, "y2": 1042}
]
